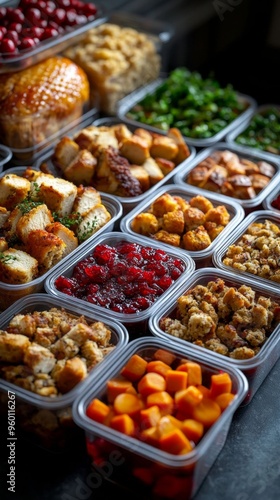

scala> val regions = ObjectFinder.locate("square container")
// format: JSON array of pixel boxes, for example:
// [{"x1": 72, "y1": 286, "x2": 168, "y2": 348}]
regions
[
  {"x1": 72, "y1": 337, "x2": 248, "y2": 500},
  {"x1": 226, "y1": 104, "x2": 280, "y2": 160},
  {"x1": 173, "y1": 142, "x2": 280, "y2": 213},
  {"x1": 35, "y1": 117, "x2": 196, "y2": 215},
  {"x1": 117, "y1": 74, "x2": 256, "y2": 148},
  {"x1": 0, "y1": 1, "x2": 106, "y2": 74},
  {"x1": 0, "y1": 293, "x2": 129, "y2": 451},
  {"x1": 212, "y1": 209, "x2": 280, "y2": 291},
  {"x1": 0, "y1": 175, "x2": 122, "y2": 310},
  {"x1": 44, "y1": 231, "x2": 195, "y2": 337},
  {"x1": 149, "y1": 267, "x2": 280, "y2": 405},
  {"x1": 0, "y1": 144, "x2": 12, "y2": 173},
  {"x1": 120, "y1": 184, "x2": 245, "y2": 267},
  {"x1": 1, "y1": 104, "x2": 98, "y2": 165},
  {"x1": 262, "y1": 182, "x2": 280, "y2": 212}
]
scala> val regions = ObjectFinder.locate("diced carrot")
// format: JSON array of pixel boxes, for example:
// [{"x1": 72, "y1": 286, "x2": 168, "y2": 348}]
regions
[
  {"x1": 139, "y1": 405, "x2": 161, "y2": 430},
  {"x1": 140, "y1": 426, "x2": 160, "y2": 446},
  {"x1": 176, "y1": 361, "x2": 202, "y2": 386},
  {"x1": 196, "y1": 384, "x2": 211, "y2": 398},
  {"x1": 120, "y1": 354, "x2": 148, "y2": 382},
  {"x1": 107, "y1": 377, "x2": 136, "y2": 403},
  {"x1": 133, "y1": 467, "x2": 155, "y2": 486},
  {"x1": 181, "y1": 418, "x2": 204, "y2": 443},
  {"x1": 146, "y1": 391, "x2": 174, "y2": 415},
  {"x1": 154, "y1": 349, "x2": 176, "y2": 366},
  {"x1": 146, "y1": 360, "x2": 171, "y2": 378},
  {"x1": 175, "y1": 386, "x2": 203, "y2": 416},
  {"x1": 157, "y1": 415, "x2": 182, "y2": 436},
  {"x1": 159, "y1": 427, "x2": 193, "y2": 454},
  {"x1": 137, "y1": 372, "x2": 166, "y2": 397},
  {"x1": 165, "y1": 369, "x2": 188, "y2": 393},
  {"x1": 86, "y1": 398, "x2": 111, "y2": 424},
  {"x1": 191, "y1": 398, "x2": 221, "y2": 427},
  {"x1": 210, "y1": 372, "x2": 232, "y2": 398},
  {"x1": 110, "y1": 414, "x2": 136, "y2": 436},
  {"x1": 215, "y1": 392, "x2": 235, "y2": 410},
  {"x1": 113, "y1": 392, "x2": 144, "y2": 418}
]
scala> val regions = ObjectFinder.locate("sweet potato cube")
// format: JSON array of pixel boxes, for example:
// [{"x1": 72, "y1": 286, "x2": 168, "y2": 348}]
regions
[
  {"x1": 140, "y1": 405, "x2": 161, "y2": 430},
  {"x1": 146, "y1": 391, "x2": 174, "y2": 416},
  {"x1": 176, "y1": 361, "x2": 202, "y2": 386},
  {"x1": 165, "y1": 370, "x2": 188, "y2": 393},
  {"x1": 210, "y1": 372, "x2": 232, "y2": 398},
  {"x1": 192, "y1": 398, "x2": 221, "y2": 427},
  {"x1": 154, "y1": 349, "x2": 176, "y2": 366},
  {"x1": 141, "y1": 426, "x2": 160, "y2": 446},
  {"x1": 181, "y1": 418, "x2": 204, "y2": 442},
  {"x1": 215, "y1": 392, "x2": 235, "y2": 410},
  {"x1": 110, "y1": 414, "x2": 136, "y2": 436},
  {"x1": 137, "y1": 372, "x2": 166, "y2": 397},
  {"x1": 157, "y1": 415, "x2": 182, "y2": 436},
  {"x1": 86, "y1": 399, "x2": 111, "y2": 424},
  {"x1": 120, "y1": 354, "x2": 148, "y2": 382},
  {"x1": 113, "y1": 393, "x2": 144, "y2": 419},
  {"x1": 107, "y1": 377, "x2": 136, "y2": 403},
  {"x1": 196, "y1": 384, "x2": 211, "y2": 398},
  {"x1": 159, "y1": 428, "x2": 193, "y2": 454},
  {"x1": 175, "y1": 386, "x2": 203, "y2": 416},
  {"x1": 146, "y1": 360, "x2": 171, "y2": 378}
]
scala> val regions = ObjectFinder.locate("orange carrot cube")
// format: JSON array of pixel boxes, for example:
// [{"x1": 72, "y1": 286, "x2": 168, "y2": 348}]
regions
[
  {"x1": 191, "y1": 398, "x2": 221, "y2": 427},
  {"x1": 165, "y1": 369, "x2": 188, "y2": 393},
  {"x1": 137, "y1": 372, "x2": 166, "y2": 397},
  {"x1": 146, "y1": 360, "x2": 171, "y2": 378},
  {"x1": 210, "y1": 372, "x2": 232, "y2": 398},
  {"x1": 146, "y1": 391, "x2": 174, "y2": 416},
  {"x1": 141, "y1": 426, "x2": 160, "y2": 446},
  {"x1": 154, "y1": 349, "x2": 176, "y2": 366},
  {"x1": 175, "y1": 386, "x2": 203, "y2": 416},
  {"x1": 181, "y1": 418, "x2": 204, "y2": 442},
  {"x1": 110, "y1": 413, "x2": 136, "y2": 436},
  {"x1": 159, "y1": 427, "x2": 193, "y2": 454},
  {"x1": 86, "y1": 399, "x2": 111, "y2": 424},
  {"x1": 120, "y1": 354, "x2": 148, "y2": 382},
  {"x1": 107, "y1": 377, "x2": 136, "y2": 403},
  {"x1": 113, "y1": 393, "x2": 144, "y2": 419},
  {"x1": 176, "y1": 361, "x2": 202, "y2": 386},
  {"x1": 139, "y1": 405, "x2": 161, "y2": 430},
  {"x1": 215, "y1": 392, "x2": 235, "y2": 410}
]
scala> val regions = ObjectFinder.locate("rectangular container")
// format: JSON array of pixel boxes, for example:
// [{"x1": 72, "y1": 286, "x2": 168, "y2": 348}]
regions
[
  {"x1": 173, "y1": 142, "x2": 280, "y2": 213},
  {"x1": 262, "y1": 182, "x2": 280, "y2": 212},
  {"x1": 44, "y1": 231, "x2": 195, "y2": 337},
  {"x1": 226, "y1": 104, "x2": 280, "y2": 160},
  {"x1": 212, "y1": 209, "x2": 280, "y2": 291},
  {"x1": 0, "y1": 180, "x2": 122, "y2": 310},
  {"x1": 117, "y1": 76, "x2": 256, "y2": 148},
  {"x1": 0, "y1": 293, "x2": 129, "y2": 451},
  {"x1": 35, "y1": 117, "x2": 196, "y2": 215},
  {"x1": 0, "y1": 1, "x2": 106, "y2": 74},
  {"x1": 120, "y1": 183, "x2": 245, "y2": 267},
  {"x1": 149, "y1": 267, "x2": 280, "y2": 405},
  {"x1": 3, "y1": 106, "x2": 99, "y2": 165},
  {"x1": 72, "y1": 337, "x2": 248, "y2": 500}
]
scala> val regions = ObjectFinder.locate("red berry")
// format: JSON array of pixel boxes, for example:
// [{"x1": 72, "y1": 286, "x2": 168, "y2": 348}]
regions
[
  {"x1": 0, "y1": 38, "x2": 17, "y2": 54},
  {"x1": 5, "y1": 30, "x2": 19, "y2": 45},
  {"x1": 8, "y1": 23, "x2": 23, "y2": 34},
  {"x1": 18, "y1": 37, "x2": 37, "y2": 50}
]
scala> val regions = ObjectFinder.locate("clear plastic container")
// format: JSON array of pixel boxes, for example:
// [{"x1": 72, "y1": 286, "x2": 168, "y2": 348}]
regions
[
  {"x1": 44, "y1": 231, "x2": 195, "y2": 336},
  {"x1": 0, "y1": 1, "x2": 106, "y2": 74},
  {"x1": 149, "y1": 267, "x2": 280, "y2": 405},
  {"x1": 212, "y1": 209, "x2": 280, "y2": 291},
  {"x1": 226, "y1": 104, "x2": 280, "y2": 160},
  {"x1": 72, "y1": 336, "x2": 248, "y2": 499},
  {"x1": 117, "y1": 77, "x2": 257, "y2": 148},
  {"x1": 262, "y1": 182, "x2": 280, "y2": 213},
  {"x1": 173, "y1": 142, "x2": 280, "y2": 213},
  {"x1": 0, "y1": 293, "x2": 129, "y2": 451},
  {"x1": 120, "y1": 183, "x2": 245, "y2": 267},
  {"x1": 0, "y1": 143, "x2": 12, "y2": 173},
  {"x1": 35, "y1": 117, "x2": 196, "y2": 215},
  {"x1": 0, "y1": 186, "x2": 122, "y2": 311}
]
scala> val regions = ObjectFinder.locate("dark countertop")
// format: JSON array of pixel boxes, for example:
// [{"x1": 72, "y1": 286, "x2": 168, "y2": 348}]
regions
[{"x1": 1, "y1": 355, "x2": 280, "y2": 500}]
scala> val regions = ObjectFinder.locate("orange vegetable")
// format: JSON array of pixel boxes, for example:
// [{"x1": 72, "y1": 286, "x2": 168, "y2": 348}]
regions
[
  {"x1": 175, "y1": 386, "x2": 203, "y2": 416},
  {"x1": 196, "y1": 384, "x2": 211, "y2": 398},
  {"x1": 176, "y1": 361, "x2": 202, "y2": 386},
  {"x1": 154, "y1": 348, "x2": 176, "y2": 366},
  {"x1": 181, "y1": 419, "x2": 204, "y2": 443},
  {"x1": 107, "y1": 377, "x2": 136, "y2": 403},
  {"x1": 86, "y1": 399, "x2": 111, "y2": 424},
  {"x1": 157, "y1": 415, "x2": 182, "y2": 435},
  {"x1": 159, "y1": 427, "x2": 193, "y2": 454},
  {"x1": 165, "y1": 369, "x2": 188, "y2": 393},
  {"x1": 113, "y1": 392, "x2": 144, "y2": 418},
  {"x1": 138, "y1": 372, "x2": 166, "y2": 397},
  {"x1": 120, "y1": 354, "x2": 148, "y2": 381},
  {"x1": 210, "y1": 372, "x2": 232, "y2": 398},
  {"x1": 133, "y1": 467, "x2": 154, "y2": 486},
  {"x1": 146, "y1": 391, "x2": 174, "y2": 415},
  {"x1": 146, "y1": 360, "x2": 171, "y2": 378},
  {"x1": 215, "y1": 392, "x2": 235, "y2": 410},
  {"x1": 140, "y1": 405, "x2": 161, "y2": 430},
  {"x1": 140, "y1": 426, "x2": 159, "y2": 446},
  {"x1": 110, "y1": 414, "x2": 136, "y2": 436},
  {"x1": 191, "y1": 398, "x2": 221, "y2": 427}
]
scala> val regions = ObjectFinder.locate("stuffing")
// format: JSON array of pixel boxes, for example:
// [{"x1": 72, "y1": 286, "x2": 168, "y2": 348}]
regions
[
  {"x1": 0, "y1": 174, "x2": 31, "y2": 210},
  {"x1": 7, "y1": 313, "x2": 36, "y2": 338},
  {"x1": 119, "y1": 135, "x2": 150, "y2": 164},
  {"x1": 0, "y1": 248, "x2": 38, "y2": 284},
  {"x1": 150, "y1": 193, "x2": 179, "y2": 217},
  {"x1": 189, "y1": 195, "x2": 214, "y2": 213},
  {"x1": 53, "y1": 136, "x2": 80, "y2": 172},
  {"x1": 204, "y1": 205, "x2": 230, "y2": 225},
  {"x1": 182, "y1": 226, "x2": 211, "y2": 251},
  {"x1": 154, "y1": 157, "x2": 175, "y2": 176},
  {"x1": 56, "y1": 357, "x2": 88, "y2": 393},
  {"x1": 153, "y1": 230, "x2": 181, "y2": 247},
  {"x1": 81, "y1": 340, "x2": 104, "y2": 369},
  {"x1": 130, "y1": 213, "x2": 159, "y2": 235},
  {"x1": 63, "y1": 149, "x2": 97, "y2": 185},
  {"x1": 150, "y1": 135, "x2": 179, "y2": 160},
  {"x1": 16, "y1": 203, "x2": 54, "y2": 243},
  {"x1": 23, "y1": 343, "x2": 56, "y2": 374},
  {"x1": 184, "y1": 207, "x2": 205, "y2": 230},
  {"x1": 229, "y1": 347, "x2": 255, "y2": 359},
  {"x1": 162, "y1": 210, "x2": 185, "y2": 234},
  {"x1": 142, "y1": 157, "x2": 165, "y2": 185},
  {"x1": 25, "y1": 229, "x2": 66, "y2": 272},
  {"x1": 0, "y1": 331, "x2": 31, "y2": 363},
  {"x1": 32, "y1": 174, "x2": 78, "y2": 216}
]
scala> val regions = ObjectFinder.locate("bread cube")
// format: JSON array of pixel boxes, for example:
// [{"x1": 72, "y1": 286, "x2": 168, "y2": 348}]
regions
[
  {"x1": 119, "y1": 135, "x2": 150, "y2": 164},
  {"x1": 33, "y1": 175, "x2": 78, "y2": 216},
  {"x1": 72, "y1": 186, "x2": 101, "y2": 216},
  {"x1": 25, "y1": 229, "x2": 66, "y2": 272},
  {"x1": 16, "y1": 204, "x2": 54, "y2": 244},
  {"x1": 77, "y1": 204, "x2": 111, "y2": 242},
  {"x1": 64, "y1": 149, "x2": 97, "y2": 185},
  {"x1": 0, "y1": 174, "x2": 31, "y2": 210},
  {"x1": 53, "y1": 136, "x2": 80, "y2": 172},
  {"x1": 0, "y1": 248, "x2": 38, "y2": 284},
  {"x1": 46, "y1": 222, "x2": 78, "y2": 258},
  {"x1": 130, "y1": 213, "x2": 159, "y2": 235},
  {"x1": 142, "y1": 157, "x2": 165, "y2": 185},
  {"x1": 0, "y1": 332, "x2": 31, "y2": 363}
]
